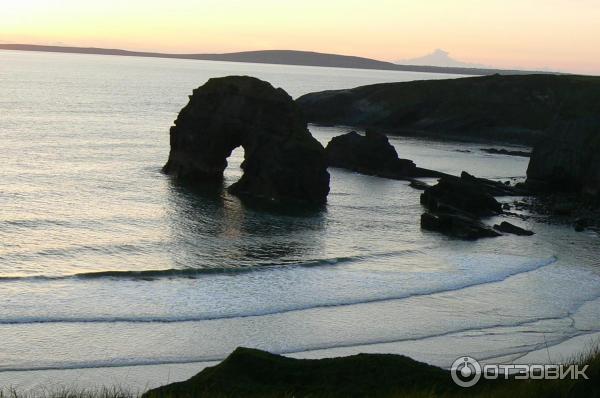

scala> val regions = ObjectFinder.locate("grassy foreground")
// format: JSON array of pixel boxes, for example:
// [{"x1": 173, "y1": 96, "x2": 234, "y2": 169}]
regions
[{"x1": 3, "y1": 346, "x2": 598, "y2": 398}]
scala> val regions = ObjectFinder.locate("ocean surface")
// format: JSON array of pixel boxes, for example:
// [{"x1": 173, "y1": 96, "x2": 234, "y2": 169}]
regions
[{"x1": 1, "y1": 50, "x2": 599, "y2": 392}]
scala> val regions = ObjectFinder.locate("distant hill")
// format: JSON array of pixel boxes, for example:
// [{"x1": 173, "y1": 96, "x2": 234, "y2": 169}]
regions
[
  {"x1": 397, "y1": 49, "x2": 488, "y2": 68},
  {"x1": 0, "y1": 44, "x2": 555, "y2": 76}
]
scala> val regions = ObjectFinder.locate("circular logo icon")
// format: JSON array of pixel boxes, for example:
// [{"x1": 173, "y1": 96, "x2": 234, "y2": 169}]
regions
[{"x1": 451, "y1": 356, "x2": 482, "y2": 388}]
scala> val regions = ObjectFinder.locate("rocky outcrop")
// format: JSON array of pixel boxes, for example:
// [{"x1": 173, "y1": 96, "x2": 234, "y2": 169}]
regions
[
  {"x1": 481, "y1": 148, "x2": 531, "y2": 157},
  {"x1": 325, "y1": 131, "x2": 447, "y2": 179},
  {"x1": 421, "y1": 212, "x2": 500, "y2": 240},
  {"x1": 526, "y1": 117, "x2": 600, "y2": 203},
  {"x1": 493, "y1": 221, "x2": 534, "y2": 236},
  {"x1": 297, "y1": 74, "x2": 600, "y2": 145},
  {"x1": 459, "y1": 171, "x2": 528, "y2": 197},
  {"x1": 420, "y1": 175, "x2": 503, "y2": 217},
  {"x1": 419, "y1": 173, "x2": 528, "y2": 239},
  {"x1": 409, "y1": 180, "x2": 431, "y2": 190},
  {"x1": 163, "y1": 76, "x2": 330, "y2": 204}
]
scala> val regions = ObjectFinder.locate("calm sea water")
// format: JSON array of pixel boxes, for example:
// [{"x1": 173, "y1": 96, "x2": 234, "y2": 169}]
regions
[{"x1": 1, "y1": 50, "x2": 599, "y2": 391}]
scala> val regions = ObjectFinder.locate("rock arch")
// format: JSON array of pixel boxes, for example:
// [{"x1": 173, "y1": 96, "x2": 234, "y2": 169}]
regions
[{"x1": 163, "y1": 76, "x2": 330, "y2": 204}]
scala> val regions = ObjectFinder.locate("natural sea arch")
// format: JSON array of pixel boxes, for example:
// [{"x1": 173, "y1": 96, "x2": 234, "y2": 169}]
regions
[{"x1": 163, "y1": 76, "x2": 330, "y2": 204}]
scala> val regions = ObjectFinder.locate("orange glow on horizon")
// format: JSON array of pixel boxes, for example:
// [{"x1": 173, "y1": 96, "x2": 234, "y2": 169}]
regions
[{"x1": 1, "y1": 0, "x2": 599, "y2": 74}]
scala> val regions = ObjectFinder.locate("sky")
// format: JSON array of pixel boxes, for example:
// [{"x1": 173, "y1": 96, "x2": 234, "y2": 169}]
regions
[{"x1": 1, "y1": 0, "x2": 599, "y2": 74}]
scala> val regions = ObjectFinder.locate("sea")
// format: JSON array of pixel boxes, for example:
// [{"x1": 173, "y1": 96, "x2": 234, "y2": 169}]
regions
[{"x1": 1, "y1": 50, "x2": 599, "y2": 393}]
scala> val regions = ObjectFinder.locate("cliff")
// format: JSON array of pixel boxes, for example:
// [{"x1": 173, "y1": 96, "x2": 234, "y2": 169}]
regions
[
  {"x1": 297, "y1": 74, "x2": 600, "y2": 145},
  {"x1": 527, "y1": 117, "x2": 600, "y2": 201}
]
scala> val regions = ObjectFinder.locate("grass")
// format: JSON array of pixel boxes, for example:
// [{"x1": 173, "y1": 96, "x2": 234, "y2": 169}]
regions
[
  {"x1": 3, "y1": 345, "x2": 598, "y2": 398},
  {"x1": 0, "y1": 386, "x2": 132, "y2": 398}
]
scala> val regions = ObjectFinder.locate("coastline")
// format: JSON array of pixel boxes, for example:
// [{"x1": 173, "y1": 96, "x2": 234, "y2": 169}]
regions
[
  {"x1": 0, "y1": 45, "x2": 557, "y2": 77},
  {"x1": 1, "y1": 51, "x2": 598, "y2": 397}
]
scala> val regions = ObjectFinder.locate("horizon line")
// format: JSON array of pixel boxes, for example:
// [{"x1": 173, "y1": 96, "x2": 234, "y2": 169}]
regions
[{"x1": 0, "y1": 43, "x2": 570, "y2": 77}]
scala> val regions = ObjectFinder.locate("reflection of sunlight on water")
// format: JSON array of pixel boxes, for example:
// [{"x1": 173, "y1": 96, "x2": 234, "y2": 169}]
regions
[
  {"x1": 221, "y1": 146, "x2": 246, "y2": 239},
  {"x1": 221, "y1": 195, "x2": 245, "y2": 239},
  {"x1": 164, "y1": 140, "x2": 327, "y2": 269}
]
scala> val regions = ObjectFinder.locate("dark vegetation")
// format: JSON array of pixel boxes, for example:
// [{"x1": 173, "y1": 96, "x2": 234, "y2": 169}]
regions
[
  {"x1": 143, "y1": 346, "x2": 599, "y2": 397},
  {"x1": 3, "y1": 346, "x2": 598, "y2": 397}
]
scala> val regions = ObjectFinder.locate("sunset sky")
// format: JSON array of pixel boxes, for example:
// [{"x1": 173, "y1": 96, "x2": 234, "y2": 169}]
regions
[{"x1": 2, "y1": 0, "x2": 599, "y2": 74}]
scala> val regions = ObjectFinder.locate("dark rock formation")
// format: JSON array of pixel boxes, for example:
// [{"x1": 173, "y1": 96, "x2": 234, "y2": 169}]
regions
[
  {"x1": 143, "y1": 347, "x2": 460, "y2": 398},
  {"x1": 459, "y1": 171, "x2": 528, "y2": 197},
  {"x1": 421, "y1": 212, "x2": 501, "y2": 240},
  {"x1": 409, "y1": 179, "x2": 431, "y2": 190},
  {"x1": 526, "y1": 117, "x2": 600, "y2": 203},
  {"x1": 163, "y1": 76, "x2": 330, "y2": 204},
  {"x1": 574, "y1": 218, "x2": 589, "y2": 232},
  {"x1": 418, "y1": 172, "x2": 532, "y2": 240},
  {"x1": 420, "y1": 175, "x2": 503, "y2": 217},
  {"x1": 325, "y1": 131, "x2": 447, "y2": 179},
  {"x1": 481, "y1": 148, "x2": 531, "y2": 157},
  {"x1": 297, "y1": 74, "x2": 600, "y2": 145},
  {"x1": 509, "y1": 194, "x2": 600, "y2": 232},
  {"x1": 493, "y1": 221, "x2": 534, "y2": 236}
]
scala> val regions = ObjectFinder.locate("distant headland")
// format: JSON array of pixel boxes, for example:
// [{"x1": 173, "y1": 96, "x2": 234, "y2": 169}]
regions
[{"x1": 0, "y1": 44, "x2": 557, "y2": 76}]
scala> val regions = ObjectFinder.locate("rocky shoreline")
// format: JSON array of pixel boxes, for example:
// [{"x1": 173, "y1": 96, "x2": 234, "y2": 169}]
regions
[
  {"x1": 163, "y1": 75, "x2": 599, "y2": 237},
  {"x1": 297, "y1": 75, "x2": 600, "y2": 236}
]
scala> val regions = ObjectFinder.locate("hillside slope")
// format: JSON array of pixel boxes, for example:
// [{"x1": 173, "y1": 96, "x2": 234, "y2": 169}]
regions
[
  {"x1": 143, "y1": 347, "x2": 599, "y2": 397},
  {"x1": 1, "y1": 44, "x2": 552, "y2": 76},
  {"x1": 297, "y1": 74, "x2": 600, "y2": 145}
]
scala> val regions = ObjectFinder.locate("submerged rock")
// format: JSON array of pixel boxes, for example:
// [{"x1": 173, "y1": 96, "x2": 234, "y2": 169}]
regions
[
  {"x1": 493, "y1": 221, "x2": 534, "y2": 236},
  {"x1": 459, "y1": 171, "x2": 528, "y2": 197},
  {"x1": 325, "y1": 130, "x2": 447, "y2": 179},
  {"x1": 163, "y1": 76, "x2": 330, "y2": 204},
  {"x1": 481, "y1": 148, "x2": 531, "y2": 157},
  {"x1": 421, "y1": 212, "x2": 501, "y2": 240}
]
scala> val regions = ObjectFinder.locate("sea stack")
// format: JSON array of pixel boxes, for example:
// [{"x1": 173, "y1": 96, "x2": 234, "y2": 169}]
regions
[
  {"x1": 325, "y1": 130, "x2": 447, "y2": 179},
  {"x1": 163, "y1": 76, "x2": 330, "y2": 204}
]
